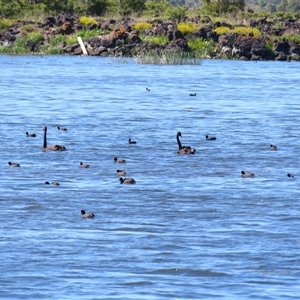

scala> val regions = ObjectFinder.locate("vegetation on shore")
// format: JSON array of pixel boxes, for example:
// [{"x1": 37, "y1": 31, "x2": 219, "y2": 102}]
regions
[{"x1": 0, "y1": 0, "x2": 300, "y2": 63}]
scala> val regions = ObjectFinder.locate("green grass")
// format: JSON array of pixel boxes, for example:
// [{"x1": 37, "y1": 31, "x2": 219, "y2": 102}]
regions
[
  {"x1": 141, "y1": 34, "x2": 169, "y2": 45},
  {"x1": 187, "y1": 38, "x2": 216, "y2": 58},
  {"x1": 0, "y1": 19, "x2": 15, "y2": 31},
  {"x1": 136, "y1": 50, "x2": 202, "y2": 65}
]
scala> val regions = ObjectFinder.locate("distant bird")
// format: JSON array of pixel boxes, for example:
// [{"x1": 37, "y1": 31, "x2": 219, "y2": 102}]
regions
[
  {"x1": 8, "y1": 162, "x2": 20, "y2": 167},
  {"x1": 119, "y1": 177, "x2": 136, "y2": 184},
  {"x1": 45, "y1": 181, "x2": 60, "y2": 185},
  {"x1": 176, "y1": 131, "x2": 196, "y2": 154},
  {"x1": 57, "y1": 126, "x2": 67, "y2": 131},
  {"x1": 128, "y1": 139, "x2": 136, "y2": 144},
  {"x1": 270, "y1": 144, "x2": 277, "y2": 150},
  {"x1": 206, "y1": 135, "x2": 216, "y2": 141},
  {"x1": 114, "y1": 157, "x2": 126, "y2": 163},
  {"x1": 189, "y1": 93, "x2": 196, "y2": 96},
  {"x1": 43, "y1": 126, "x2": 67, "y2": 151},
  {"x1": 146, "y1": 88, "x2": 150, "y2": 91},
  {"x1": 116, "y1": 170, "x2": 127, "y2": 176},
  {"x1": 287, "y1": 173, "x2": 294, "y2": 178},
  {"x1": 26, "y1": 131, "x2": 36, "y2": 137},
  {"x1": 241, "y1": 171, "x2": 255, "y2": 178},
  {"x1": 81, "y1": 210, "x2": 95, "y2": 218},
  {"x1": 80, "y1": 162, "x2": 89, "y2": 168}
]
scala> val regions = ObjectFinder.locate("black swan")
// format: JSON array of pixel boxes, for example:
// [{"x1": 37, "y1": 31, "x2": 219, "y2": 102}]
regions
[
  {"x1": 176, "y1": 132, "x2": 196, "y2": 154},
  {"x1": 43, "y1": 126, "x2": 66, "y2": 151}
]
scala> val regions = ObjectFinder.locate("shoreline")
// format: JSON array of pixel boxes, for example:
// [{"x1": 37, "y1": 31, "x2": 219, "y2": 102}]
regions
[{"x1": 1, "y1": 13, "x2": 300, "y2": 62}]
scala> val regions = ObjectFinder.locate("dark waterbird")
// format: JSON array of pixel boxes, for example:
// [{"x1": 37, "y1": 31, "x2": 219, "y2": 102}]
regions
[
  {"x1": 81, "y1": 210, "x2": 95, "y2": 218},
  {"x1": 119, "y1": 177, "x2": 136, "y2": 184},
  {"x1": 176, "y1": 132, "x2": 196, "y2": 154},
  {"x1": 128, "y1": 139, "x2": 136, "y2": 144},
  {"x1": 26, "y1": 131, "x2": 36, "y2": 137},
  {"x1": 43, "y1": 126, "x2": 67, "y2": 151}
]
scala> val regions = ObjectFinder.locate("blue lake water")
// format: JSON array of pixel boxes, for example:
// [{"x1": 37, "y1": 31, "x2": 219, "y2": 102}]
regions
[{"x1": 0, "y1": 55, "x2": 300, "y2": 299}]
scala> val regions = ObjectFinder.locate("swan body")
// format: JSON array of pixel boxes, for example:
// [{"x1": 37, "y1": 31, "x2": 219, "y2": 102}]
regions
[
  {"x1": 114, "y1": 157, "x2": 126, "y2": 163},
  {"x1": 176, "y1": 132, "x2": 196, "y2": 154},
  {"x1": 8, "y1": 162, "x2": 20, "y2": 167},
  {"x1": 81, "y1": 210, "x2": 95, "y2": 218},
  {"x1": 26, "y1": 132, "x2": 36, "y2": 137},
  {"x1": 206, "y1": 135, "x2": 216, "y2": 141},
  {"x1": 43, "y1": 126, "x2": 67, "y2": 151},
  {"x1": 116, "y1": 170, "x2": 127, "y2": 176},
  {"x1": 119, "y1": 177, "x2": 136, "y2": 184},
  {"x1": 241, "y1": 171, "x2": 255, "y2": 178},
  {"x1": 80, "y1": 162, "x2": 89, "y2": 168}
]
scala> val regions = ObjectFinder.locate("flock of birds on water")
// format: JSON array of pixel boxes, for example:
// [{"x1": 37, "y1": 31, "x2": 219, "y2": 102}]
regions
[{"x1": 8, "y1": 126, "x2": 295, "y2": 219}]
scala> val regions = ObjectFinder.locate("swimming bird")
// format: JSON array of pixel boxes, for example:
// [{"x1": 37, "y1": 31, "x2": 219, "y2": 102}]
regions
[
  {"x1": 80, "y1": 162, "x2": 89, "y2": 168},
  {"x1": 114, "y1": 157, "x2": 126, "y2": 163},
  {"x1": 287, "y1": 173, "x2": 294, "y2": 178},
  {"x1": 128, "y1": 139, "x2": 137, "y2": 144},
  {"x1": 146, "y1": 88, "x2": 150, "y2": 91},
  {"x1": 81, "y1": 210, "x2": 95, "y2": 218},
  {"x1": 42, "y1": 126, "x2": 67, "y2": 151},
  {"x1": 206, "y1": 135, "x2": 216, "y2": 141},
  {"x1": 241, "y1": 171, "x2": 255, "y2": 178},
  {"x1": 57, "y1": 126, "x2": 67, "y2": 131},
  {"x1": 176, "y1": 132, "x2": 196, "y2": 154},
  {"x1": 8, "y1": 162, "x2": 20, "y2": 167},
  {"x1": 26, "y1": 131, "x2": 36, "y2": 137},
  {"x1": 270, "y1": 144, "x2": 277, "y2": 150},
  {"x1": 119, "y1": 177, "x2": 136, "y2": 184},
  {"x1": 116, "y1": 170, "x2": 127, "y2": 176},
  {"x1": 45, "y1": 181, "x2": 60, "y2": 185},
  {"x1": 189, "y1": 93, "x2": 196, "y2": 96}
]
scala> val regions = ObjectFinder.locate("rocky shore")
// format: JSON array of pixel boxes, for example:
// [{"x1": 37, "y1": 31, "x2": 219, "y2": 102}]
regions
[{"x1": 1, "y1": 13, "x2": 300, "y2": 61}]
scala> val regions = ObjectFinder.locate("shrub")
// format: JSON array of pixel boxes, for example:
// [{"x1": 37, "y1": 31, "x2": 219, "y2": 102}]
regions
[
  {"x1": 233, "y1": 27, "x2": 261, "y2": 37},
  {"x1": 79, "y1": 16, "x2": 98, "y2": 26},
  {"x1": 132, "y1": 22, "x2": 152, "y2": 32},
  {"x1": 283, "y1": 34, "x2": 300, "y2": 46},
  {"x1": 141, "y1": 34, "x2": 168, "y2": 45},
  {"x1": 26, "y1": 32, "x2": 44, "y2": 43},
  {"x1": 177, "y1": 22, "x2": 199, "y2": 35},
  {"x1": 214, "y1": 26, "x2": 231, "y2": 35},
  {"x1": 21, "y1": 24, "x2": 38, "y2": 34},
  {"x1": 188, "y1": 38, "x2": 216, "y2": 58},
  {"x1": 0, "y1": 19, "x2": 14, "y2": 31}
]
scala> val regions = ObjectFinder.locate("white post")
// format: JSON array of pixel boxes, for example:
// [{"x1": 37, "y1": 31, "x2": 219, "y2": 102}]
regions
[{"x1": 77, "y1": 37, "x2": 88, "y2": 55}]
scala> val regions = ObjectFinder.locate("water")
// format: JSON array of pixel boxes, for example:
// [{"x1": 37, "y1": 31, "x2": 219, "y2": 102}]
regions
[{"x1": 0, "y1": 55, "x2": 300, "y2": 299}]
